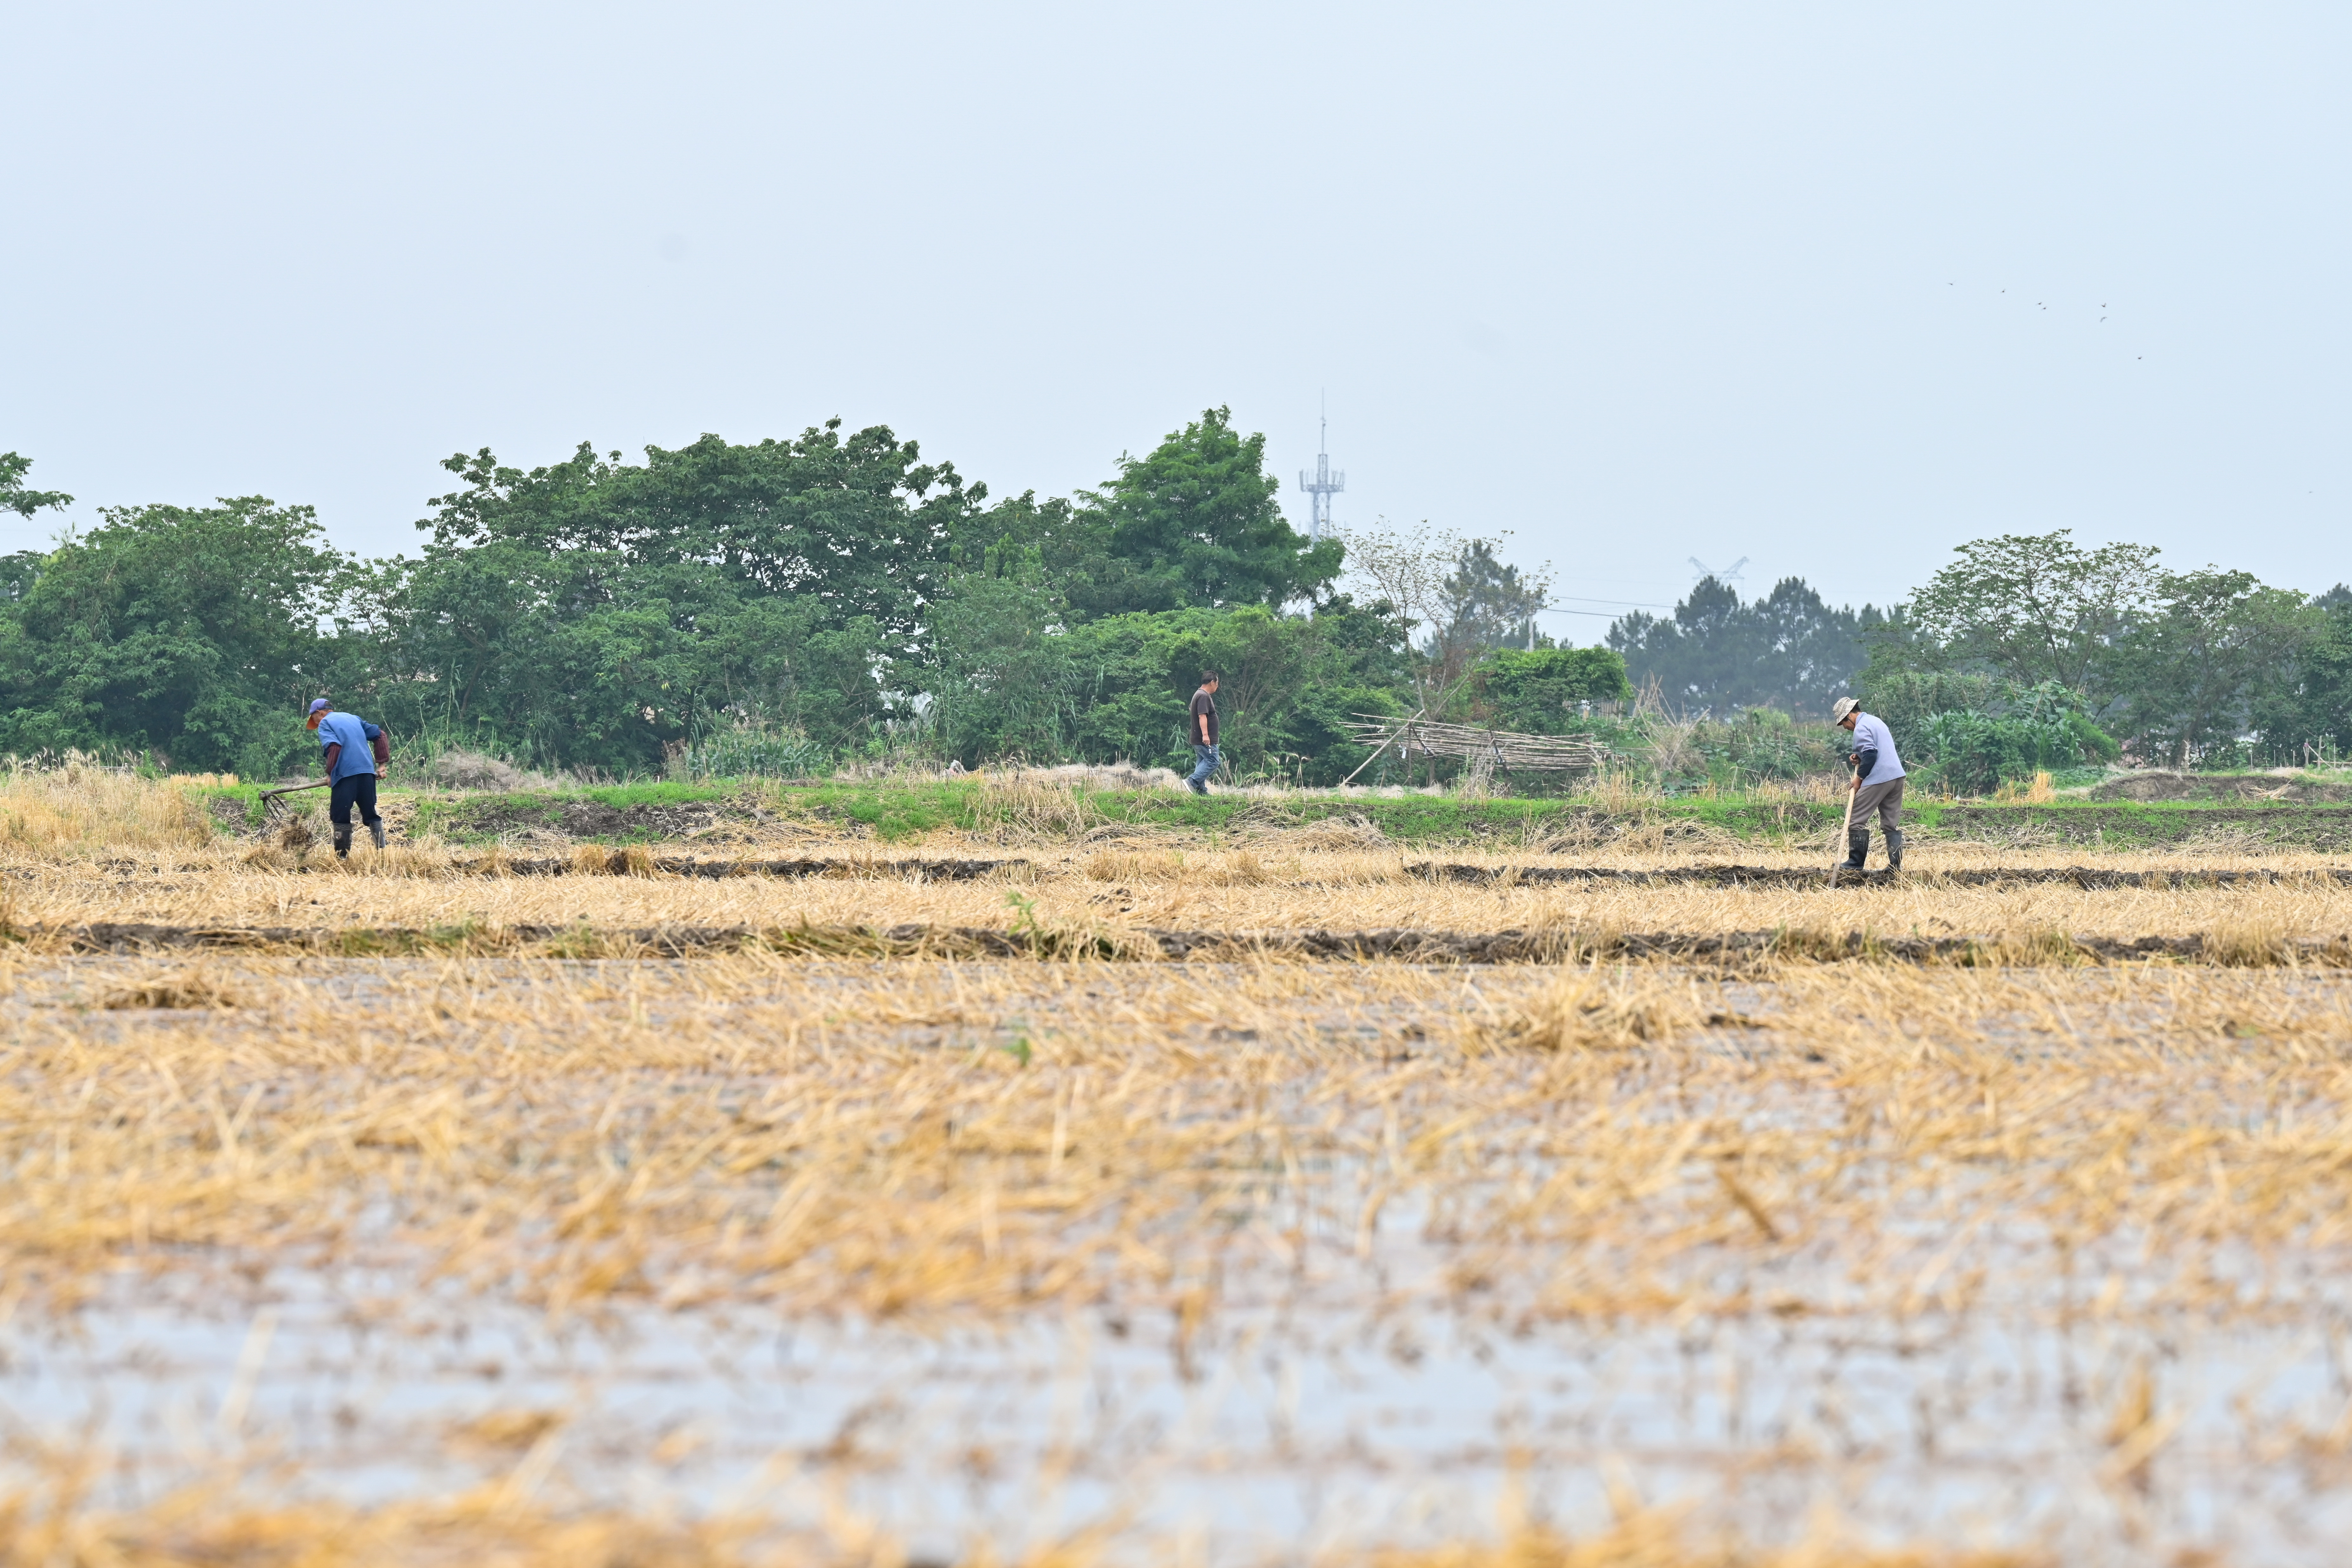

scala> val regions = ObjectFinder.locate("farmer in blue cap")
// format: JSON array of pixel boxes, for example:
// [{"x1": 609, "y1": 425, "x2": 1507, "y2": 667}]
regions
[{"x1": 305, "y1": 698, "x2": 390, "y2": 857}]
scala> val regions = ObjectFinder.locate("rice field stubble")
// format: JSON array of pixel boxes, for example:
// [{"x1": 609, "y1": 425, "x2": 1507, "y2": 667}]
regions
[
  {"x1": 3, "y1": 833, "x2": 2352, "y2": 1564},
  {"x1": 16, "y1": 837, "x2": 2352, "y2": 939}
]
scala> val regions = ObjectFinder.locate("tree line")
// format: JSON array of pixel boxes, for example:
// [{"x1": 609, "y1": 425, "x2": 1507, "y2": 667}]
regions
[
  {"x1": 0, "y1": 417, "x2": 1622, "y2": 784},
  {"x1": 1609, "y1": 531, "x2": 2350, "y2": 771},
  {"x1": 3, "y1": 427, "x2": 2342, "y2": 786}
]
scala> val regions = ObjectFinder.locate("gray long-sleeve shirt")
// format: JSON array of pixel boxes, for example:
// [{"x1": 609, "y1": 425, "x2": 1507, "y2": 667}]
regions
[{"x1": 1848, "y1": 712, "x2": 1905, "y2": 787}]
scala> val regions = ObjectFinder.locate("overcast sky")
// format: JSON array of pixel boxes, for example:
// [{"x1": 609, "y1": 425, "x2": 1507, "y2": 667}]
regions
[{"x1": 6, "y1": 2, "x2": 2347, "y2": 640}]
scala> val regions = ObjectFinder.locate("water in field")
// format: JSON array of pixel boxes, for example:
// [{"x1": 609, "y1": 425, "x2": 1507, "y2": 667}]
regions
[
  {"x1": 7, "y1": 958, "x2": 2352, "y2": 1565},
  {"x1": 9, "y1": 1211, "x2": 2352, "y2": 1564}
]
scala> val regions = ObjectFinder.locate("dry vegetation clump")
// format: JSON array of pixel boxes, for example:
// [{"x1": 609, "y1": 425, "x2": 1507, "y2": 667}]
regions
[
  {"x1": 566, "y1": 842, "x2": 660, "y2": 877},
  {"x1": 968, "y1": 769, "x2": 1116, "y2": 840},
  {"x1": 1082, "y1": 846, "x2": 1290, "y2": 886},
  {"x1": 414, "y1": 747, "x2": 562, "y2": 792},
  {"x1": 98, "y1": 965, "x2": 243, "y2": 1010},
  {"x1": 1083, "y1": 846, "x2": 1185, "y2": 882},
  {"x1": 0, "y1": 1486, "x2": 2030, "y2": 1568},
  {"x1": 0, "y1": 754, "x2": 218, "y2": 851},
  {"x1": 1284, "y1": 811, "x2": 1391, "y2": 851},
  {"x1": 1481, "y1": 967, "x2": 1723, "y2": 1050},
  {"x1": 0, "y1": 1478, "x2": 769, "y2": 1568},
  {"x1": 1372, "y1": 1520, "x2": 2041, "y2": 1568}
]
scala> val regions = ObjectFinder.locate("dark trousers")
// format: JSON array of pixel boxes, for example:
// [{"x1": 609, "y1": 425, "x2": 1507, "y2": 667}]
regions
[{"x1": 330, "y1": 772, "x2": 380, "y2": 827}]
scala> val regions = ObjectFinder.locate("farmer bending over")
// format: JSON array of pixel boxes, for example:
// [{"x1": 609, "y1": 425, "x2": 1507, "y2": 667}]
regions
[
  {"x1": 1184, "y1": 671, "x2": 1220, "y2": 796},
  {"x1": 307, "y1": 698, "x2": 390, "y2": 857},
  {"x1": 1830, "y1": 695, "x2": 1904, "y2": 872}
]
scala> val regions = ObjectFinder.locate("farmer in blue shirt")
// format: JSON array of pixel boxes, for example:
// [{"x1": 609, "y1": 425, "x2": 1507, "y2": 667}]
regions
[
  {"x1": 1830, "y1": 696, "x2": 1905, "y2": 872},
  {"x1": 306, "y1": 698, "x2": 389, "y2": 857}
]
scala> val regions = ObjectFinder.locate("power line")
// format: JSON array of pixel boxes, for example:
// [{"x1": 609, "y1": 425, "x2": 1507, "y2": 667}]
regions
[{"x1": 1546, "y1": 594, "x2": 1679, "y2": 610}]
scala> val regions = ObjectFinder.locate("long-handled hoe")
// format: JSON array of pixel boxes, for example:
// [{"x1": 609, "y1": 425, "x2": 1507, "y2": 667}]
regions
[{"x1": 1828, "y1": 776, "x2": 1857, "y2": 887}]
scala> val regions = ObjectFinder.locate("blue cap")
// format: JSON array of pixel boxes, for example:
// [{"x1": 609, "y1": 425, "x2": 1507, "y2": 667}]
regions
[{"x1": 308, "y1": 699, "x2": 332, "y2": 714}]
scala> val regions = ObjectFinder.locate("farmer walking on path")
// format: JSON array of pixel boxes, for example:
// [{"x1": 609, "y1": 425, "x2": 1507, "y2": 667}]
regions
[
  {"x1": 1184, "y1": 672, "x2": 1221, "y2": 796},
  {"x1": 1830, "y1": 696, "x2": 1904, "y2": 871},
  {"x1": 308, "y1": 698, "x2": 391, "y2": 858}
]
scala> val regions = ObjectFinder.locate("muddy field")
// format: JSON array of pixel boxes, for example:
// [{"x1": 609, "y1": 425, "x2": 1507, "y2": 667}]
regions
[
  {"x1": 8, "y1": 951, "x2": 2352, "y2": 1566},
  {"x1": 5, "y1": 772, "x2": 2352, "y2": 1565}
]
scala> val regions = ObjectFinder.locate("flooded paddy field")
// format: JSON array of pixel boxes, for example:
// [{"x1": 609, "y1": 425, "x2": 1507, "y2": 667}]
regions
[{"x1": 5, "y1": 949, "x2": 2352, "y2": 1565}]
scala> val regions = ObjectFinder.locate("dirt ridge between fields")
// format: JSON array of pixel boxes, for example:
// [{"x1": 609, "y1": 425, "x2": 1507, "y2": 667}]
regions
[
  {"x1": 32, "y1": 920, "x2": 2352, "y2": 967},
  {"x1": 205, "y1": 853, "x2": 2352, "y2": 889},
  {"x1": 1406, "y1": 863, "x2": 2352, "y2": 889}
]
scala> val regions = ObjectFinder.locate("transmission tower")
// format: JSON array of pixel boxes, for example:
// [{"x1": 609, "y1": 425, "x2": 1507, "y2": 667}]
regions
[
  {"x1": 1298, "y1": 407, "x2": 1344, "y2": 542},
  {"x1": 1688, "y1": 555, "x2": 1749, "y2": 586}
]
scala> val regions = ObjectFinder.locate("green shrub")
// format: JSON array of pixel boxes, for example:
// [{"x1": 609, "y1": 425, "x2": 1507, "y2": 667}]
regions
[
  {"x1": 1916, "y1": 685, "x2": 2114, "y2": 794},
  {"x1": 681, "y1": 728, "x2": 831, "y2": 780},
  {"x1": 1475, "y1": 647, "x2": 1632, "y2": 734},
  {"x1": 1858, "y1": 670, "x2": 2000, "y2": 748}
]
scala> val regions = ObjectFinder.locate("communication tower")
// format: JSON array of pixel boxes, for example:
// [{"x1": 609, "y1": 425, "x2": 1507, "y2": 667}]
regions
[{"x1": 1298, "y1": 410, "x2": 1344, "y2": 542}]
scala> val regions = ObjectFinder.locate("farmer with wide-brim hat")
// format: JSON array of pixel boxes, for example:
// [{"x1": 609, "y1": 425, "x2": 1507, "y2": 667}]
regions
[{"x1": 1830, "y1": 695, "x2": 1905, "y2": 872}]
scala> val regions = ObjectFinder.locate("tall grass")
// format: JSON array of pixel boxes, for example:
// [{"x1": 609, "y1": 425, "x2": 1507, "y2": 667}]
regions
[
  {"x1": 0, "y1": 753, "x2": 218, "y2": 850},
  {"x1": 674, "y1": 727, "x2": 831, "y2": 781}
]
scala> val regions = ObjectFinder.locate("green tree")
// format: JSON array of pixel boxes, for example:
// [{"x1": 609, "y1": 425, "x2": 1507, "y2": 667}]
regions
[
  {"x1": 1472, "y1": 647, "x2": 1631, "y2": 734},
  {"x1": 2253, "y1": 594, "x2": 2352, "y2": 760},
  {"x1": 0, "y1": 453, "x2": 73, "y2": 522},
  {"x1": 1856, "y1": 669, "x2": 2001, "y2": 746},
  {"x1": 1903, "y1": 530, "x2": 2163, "y2": 705},
  {"x1": 2111, "y1": 568, "x2": 2323, "y2": 766},
  {"x1": 923, "y1": 595, "x2": 1409, "y2": 782},
  {"x1": 1061, "y1": 408, "x2": 1343, "y2": 618},
  {"x1": 352, "y1": 541, "x2": 889, "y2": 773},
  {"x1": 1438, "y1": 539, "x2": 1551, "y2": 653},
  {"x1": 0, "y1": 498, "x2": 345, "y2": 776},
  {"x1": 1607, "y1": 576, "x2": 1878, "y2": 716},
  {"x1": 421, "y1": 421, "x2": 980, "y2": 646}
]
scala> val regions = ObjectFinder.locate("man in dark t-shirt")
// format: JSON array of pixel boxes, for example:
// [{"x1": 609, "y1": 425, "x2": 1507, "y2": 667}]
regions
[{"x1": 1183, "y1": 672, "x2": 1220, "y2": 795}]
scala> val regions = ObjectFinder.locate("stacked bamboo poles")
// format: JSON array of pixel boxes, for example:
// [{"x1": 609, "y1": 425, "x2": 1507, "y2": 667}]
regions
[{"x1": 1341, "y1": 712, "x2": 1608, "y2": 782}]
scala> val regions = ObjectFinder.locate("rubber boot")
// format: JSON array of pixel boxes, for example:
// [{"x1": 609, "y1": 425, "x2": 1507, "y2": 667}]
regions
[
  {"x1": 1837, "y1": 828, "x2": 1869, "y2": 872},
  {"x1": 333, "y1": 825, "x2": 353, "y2": 860},
  {"x1": 370, "y1": 820, "x2": 387, "y2": 852},
  {"x1": 1885, "y1": 828, "x2": 1904, "y2": 870}
]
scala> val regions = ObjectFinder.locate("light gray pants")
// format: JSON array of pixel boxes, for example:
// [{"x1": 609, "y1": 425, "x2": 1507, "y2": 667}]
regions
[{"x1": 1850, "y1": 776, "x2": 1904, "y2": 835}]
